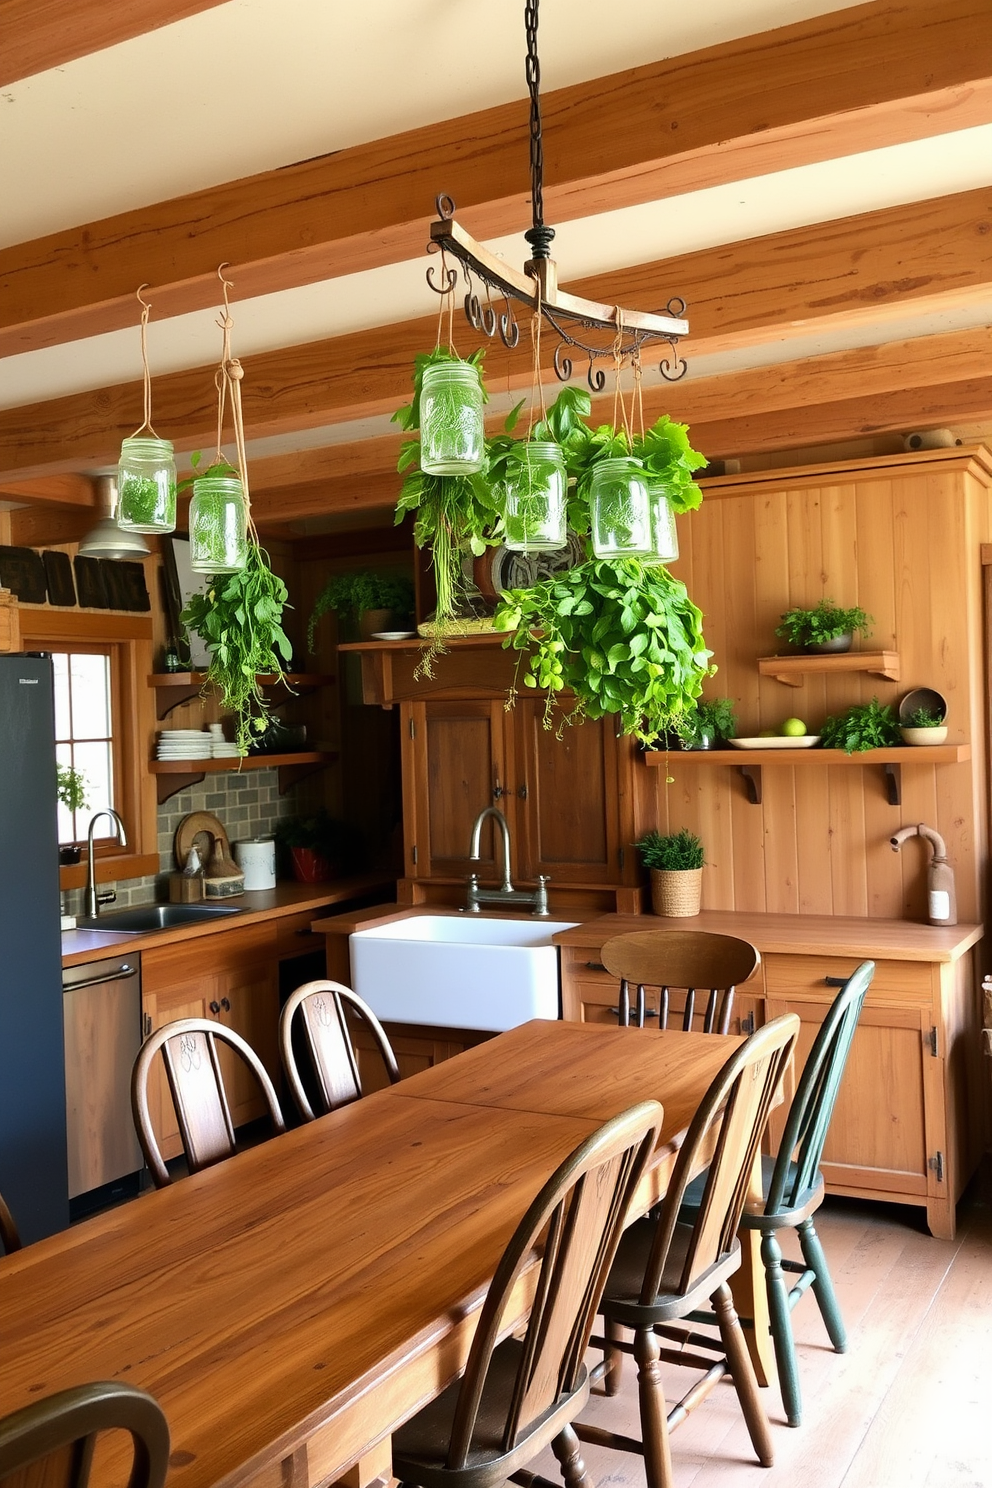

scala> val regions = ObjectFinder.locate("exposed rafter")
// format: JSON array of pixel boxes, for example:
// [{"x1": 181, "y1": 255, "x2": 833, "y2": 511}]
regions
[
  {"x1": 1, "y1": 0, "x2": 989, "y2": 355},
  {"x1": 1, "y1": 187, "x2": 990, "y2": 481},
  {"x1": 0, "y1": 0, "x2": 230, "y2": 87}
]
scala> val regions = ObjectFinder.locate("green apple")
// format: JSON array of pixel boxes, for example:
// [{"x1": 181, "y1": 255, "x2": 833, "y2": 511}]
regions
[{"x1": 781, "y1": 717, "x2": 807, "y2": 737}]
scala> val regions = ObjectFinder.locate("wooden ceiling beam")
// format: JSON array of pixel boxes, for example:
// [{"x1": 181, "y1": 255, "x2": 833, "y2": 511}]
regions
[
  {"x1": 0, "y1": 474, "x2": 95, "y2": 505},
  {"x1": 0, "y1": 1, "x2": 230, "y2": 87},
  {"x1": 2, "y1": 0, "x2": 990, "y2": 355},
  {"x1": 2, "y1": 185, "x2": 989, "y2": 481}
]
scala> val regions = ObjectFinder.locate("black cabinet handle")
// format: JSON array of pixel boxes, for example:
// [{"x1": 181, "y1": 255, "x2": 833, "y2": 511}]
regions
[
  {"x1": 586, "y1": 961, "x2": 606, "y2": 971},
  {"x1": 209, "y1": 1000, "x2": 221, "y2": 1014},
  {"x1": 220, "y1": 997, "x2": 231, "y2": 1012},
  {"x1": 823, "y1": 975, "x2": 848, "y2": 987}
]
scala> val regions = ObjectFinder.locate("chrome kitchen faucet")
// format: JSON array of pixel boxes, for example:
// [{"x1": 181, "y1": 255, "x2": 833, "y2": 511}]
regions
[
  {"x1": 84, "y1": 809, "x2": 128, "y2": 919},
  {"x1": 465, "y1": 806, "x2": 549, "y2": 916}
]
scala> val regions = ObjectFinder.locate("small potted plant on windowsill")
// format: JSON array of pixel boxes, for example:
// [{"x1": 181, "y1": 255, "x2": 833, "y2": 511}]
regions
[
  {"x1": 775, "y1": 600, "x2": 873, "y2": 654},
  {"x1": 56, "y1": 764, "x2": 88, "y2": 864},
  {"x1": 635, "y1": 828, "x2": 705, "y2": 917}
]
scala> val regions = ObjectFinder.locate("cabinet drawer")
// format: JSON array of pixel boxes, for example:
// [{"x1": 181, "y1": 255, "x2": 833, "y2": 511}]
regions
[{"x1": 763, "y1": 953, "x2": 932, "y2": 1003}]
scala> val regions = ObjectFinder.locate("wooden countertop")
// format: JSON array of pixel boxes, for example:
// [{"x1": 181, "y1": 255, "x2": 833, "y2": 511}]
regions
[
  {"x1": 61, "y1": 876, "x2": 396, "y2": 967},
  {"x1": 552, "y1": 910, "x2": 983, "y2": 963}
]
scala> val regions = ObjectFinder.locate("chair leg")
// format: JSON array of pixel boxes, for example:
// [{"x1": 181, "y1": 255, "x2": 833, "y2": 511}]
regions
[
  {"x1": 633, "y1": 1324, "x2": 675, "y2": 1488},
  {"x1": 798, "y1": 1217, "x2": 847, "y2": 1353},
  {"x1": 550, "y1": 1425, "x2": 594, "y2": 1488},
  {"x1": 604, "y1": 1317, "x2": 625, "y2": 1396},
  {"x1": 761, "y1": 1230, "x2": 803, "y2": 1428},
  {"x1": 712, "y1": 1283, "x2": 774, "y2": 1467}
]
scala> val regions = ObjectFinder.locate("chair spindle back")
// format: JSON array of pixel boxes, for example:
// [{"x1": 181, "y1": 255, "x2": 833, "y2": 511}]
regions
[
  {"x1": 0, "y1": 1382, "x2": 169, "y2": 1488},
  {"x1": 445, "y1": 1101, "x2": 664, "y2": 1469},
  {"x1": 601, "y1": 931, "x2": 760, "y2": 1033},
  {"x1": 641, "y1": 1014, "x2": 799, "y2": 1302},
  {"x1": 280, "y1": 981, "x2": 400, "y2": 1121}
]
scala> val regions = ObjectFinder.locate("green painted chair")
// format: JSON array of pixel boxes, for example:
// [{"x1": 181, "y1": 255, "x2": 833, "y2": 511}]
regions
[{"x1": 683, "y1": 958, "x2": 874, "y2": 1427}]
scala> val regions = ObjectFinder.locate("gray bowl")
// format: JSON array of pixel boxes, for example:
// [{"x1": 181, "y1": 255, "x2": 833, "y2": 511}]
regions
[{"x1": 898, "y1": 688, "x2": 947, "y2": 725}]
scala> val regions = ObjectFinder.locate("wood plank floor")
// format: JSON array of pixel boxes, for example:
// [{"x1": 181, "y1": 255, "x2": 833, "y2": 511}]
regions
[{"x1": 529, "y1": 1176, "x2": 992, "y2": 1487}]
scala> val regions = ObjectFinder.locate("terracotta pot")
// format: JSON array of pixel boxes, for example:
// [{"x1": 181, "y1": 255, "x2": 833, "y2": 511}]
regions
[
  {"x1": 649, "y1": 867, "x2": 702, "y2": 917},
  {"x1": 290, "y1": 846, "x2": 334, "y2": 883},
  {"x1": 359, "y1": 608, "x2": 396, "y2": 640}
]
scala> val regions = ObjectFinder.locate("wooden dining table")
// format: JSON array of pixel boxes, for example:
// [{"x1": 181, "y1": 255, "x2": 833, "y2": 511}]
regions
[{"x1": 0, "y1": 1020, "x2": 753, "y2": 1488}]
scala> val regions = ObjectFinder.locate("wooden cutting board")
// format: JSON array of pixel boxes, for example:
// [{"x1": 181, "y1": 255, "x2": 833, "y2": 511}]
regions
[{"x1": 173, "y1": 811, "x2": 232, "y2": 871}]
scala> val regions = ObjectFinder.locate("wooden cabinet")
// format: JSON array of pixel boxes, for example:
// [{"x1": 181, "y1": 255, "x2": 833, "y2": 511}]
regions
[
  {"x1": 558, "y1": 944, "x2": 763, "y2": 1036},
  {"x1": 141, "y1": 922, "x2": 279, "y2": 1160},
  {"x1": 400, "y1": 696, "x2": 637, "y2": 900},
  {"x1": 556, "y1": 912, "x2": 984, "y2": 1240}
]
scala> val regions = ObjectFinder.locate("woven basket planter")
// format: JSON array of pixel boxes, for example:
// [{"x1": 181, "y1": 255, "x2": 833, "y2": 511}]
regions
[{"x1": 650, "y1": 867, "x2": 702, "y2": 918}]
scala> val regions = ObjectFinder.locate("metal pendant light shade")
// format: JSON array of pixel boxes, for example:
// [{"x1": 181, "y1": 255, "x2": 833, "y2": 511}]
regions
[{"x1": 78, "y1": 476, "x2": 151, "y2": 560}]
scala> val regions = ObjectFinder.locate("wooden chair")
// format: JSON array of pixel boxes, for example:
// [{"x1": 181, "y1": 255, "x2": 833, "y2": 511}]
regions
[
  {"x1": 392, "y1": 1100, "x2": 665, "y2": 1488},
  {"x1": 279, "y1": 980, "x2": 400, "y2": 1121},
  {"x1": 0, "y1": 1188, "x2": 21, "y2": 1255},
  {"x1": 736, "y1": 959, "x2": 875, "y2": 1426},
  {"x1": 0, "y1": 1381, "x2": 169, "y2": 1488},
  {"x1": 600, "y1": 930, "x2": 760, "y2": 1032},
  {"x1": 132, "y1": 1018, "x2": 285, "y2": 1188},
  {"x1": 574, "y1": 1013, "x2": 800, "y2": 1488}
]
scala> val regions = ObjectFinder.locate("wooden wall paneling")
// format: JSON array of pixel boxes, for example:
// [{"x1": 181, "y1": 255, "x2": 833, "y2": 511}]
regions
[{"x1": 719, "y1": 493, "x2": 766, "y2": 911}]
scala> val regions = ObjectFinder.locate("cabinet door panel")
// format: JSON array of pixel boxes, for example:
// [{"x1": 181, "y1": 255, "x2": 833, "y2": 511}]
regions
[
  {"x1": 766, "y1": 997, "x2": 931, "y2": 1199},
  {"x1": 513, "y1": 703, "x2": 620, "y2": 884},
  {"x1": 411, "y1": 699, "x2": 508, "y2": 879}
]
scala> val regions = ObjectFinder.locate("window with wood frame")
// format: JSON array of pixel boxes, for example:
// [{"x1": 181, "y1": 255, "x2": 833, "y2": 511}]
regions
[{"x1": 52, "y1": 647, "x2": 120, "y2": 844}]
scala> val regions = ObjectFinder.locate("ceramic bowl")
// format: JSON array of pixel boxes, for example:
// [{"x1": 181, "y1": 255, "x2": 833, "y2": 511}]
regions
[{"x1": 900, "y1": 725, "x2": 948, "y2": 746}]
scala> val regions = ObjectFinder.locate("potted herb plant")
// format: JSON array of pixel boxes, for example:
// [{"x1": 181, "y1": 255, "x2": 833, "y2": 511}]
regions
[
  {"x1": 307, "y1": 570, "x2": 415, "y2": 650},
  {"x1": 775, "y1": 600, "x2": 873, "y2": 654},
  {"x1": 899, "y1": 706, "x2": 948, "y2": 746},
  {"x1": 681, "y1": 697, "x2": 737, "y2": 750},
  {"x1": 56, "y1": 764, "x2": 88, "y2": 864},
  {"x1": 635, "y1": 828, "x2": 705, "y2": 917},
  {"x1": 273, "y1": 812, "x2": 357, "y2": 883},
  {"x1": 820, "y1": 697, "x2": 900, "y2": 753}
]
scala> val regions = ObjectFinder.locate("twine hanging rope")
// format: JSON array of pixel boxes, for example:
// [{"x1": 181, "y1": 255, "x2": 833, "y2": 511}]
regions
[
  {"x1": 610, "y1": 310, "x2": 633, "y2": 446},
  {"x1": 632, "y1": 343, "x2": 646, "y2": 442},
  {"x1": 434, "y1": 248, "x2": 457, "y2": 354},
  {"x1": 130, "y1": 284, "x2": 159, "y2": 438},
  {"x1": 526, "y1": 273, "x2": 548, "y2": 439},
  {"x1": 213, "y1": 265, "x2": 257, "y2": 541}
]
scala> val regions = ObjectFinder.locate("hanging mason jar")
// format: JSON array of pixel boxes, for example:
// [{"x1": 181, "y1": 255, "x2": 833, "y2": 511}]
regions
[
  {"x1": 590, "y1": 457, "x2": 652, "y2": 559},
  {"x1": 645, "y1": 481, "x2": 680, "y2": 565},
  {"x1": 117, "y1": 436, "x2": 177, "y2": 533},
  {"x1": 189, "y1": 474, "x2": 248, "y2": 574},
  {"x1": 503, "y1": 440, "x2": 567, "y2": 552},
  {"x1": 419, "y1": 360, "x2": 485, "y2": 476}
]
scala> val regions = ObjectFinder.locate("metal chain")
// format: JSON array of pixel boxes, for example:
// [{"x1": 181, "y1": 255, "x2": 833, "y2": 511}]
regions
[{"x1": 524, "y1": 0, "x2": 544, "y2": 229}]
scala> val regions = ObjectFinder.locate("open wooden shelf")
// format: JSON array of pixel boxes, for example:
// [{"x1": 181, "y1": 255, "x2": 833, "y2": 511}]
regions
[
  {"x1": 643, "y1": 743, "x2": 970, "y2": 806},
  {"x1": 148, "y1": 750, "x2": 337, "y2": 803},
  {"x1": 757, "y1": 651, "x2": 900, "y2": 686},
  {"x1": 148, "y1": 672, "x2": 334, "y2": 720},
  {"x1": 337, "y1": 634, "x2": 506, "y2": 651}
]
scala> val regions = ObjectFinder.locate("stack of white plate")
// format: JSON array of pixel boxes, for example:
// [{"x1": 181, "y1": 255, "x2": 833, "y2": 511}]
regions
[
  {"x1": 156, "y1": 729, "x2": 212, "y2": 761},
  {"x1": 211, "y1": 741, "x2": 242, "y2": 759}
]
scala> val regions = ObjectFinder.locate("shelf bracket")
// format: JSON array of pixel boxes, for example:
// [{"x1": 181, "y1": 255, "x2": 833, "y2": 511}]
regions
[
  {"x1": 156, "y1": 770, "x2": 206, "y2": 804},
  {"x1": 883, "y1": 762, "x2": 902, "y2": 806},
  {"x1": 738, "y1": 764, "x2": 763, "y2": 805}
]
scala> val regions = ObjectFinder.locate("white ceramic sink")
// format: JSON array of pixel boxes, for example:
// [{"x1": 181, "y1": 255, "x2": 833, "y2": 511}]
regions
[{"x1": 349, "y1": 914, "x2": 579, "y2": 1032}]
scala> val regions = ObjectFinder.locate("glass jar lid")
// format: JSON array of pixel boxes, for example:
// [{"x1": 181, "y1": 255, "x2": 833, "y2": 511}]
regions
[
  {"x1": 422, "y1": 360, "x2": 483, "y2": 388},
  {"x1": 120, "y1": 435, "x2": 175, "y2": 458}
]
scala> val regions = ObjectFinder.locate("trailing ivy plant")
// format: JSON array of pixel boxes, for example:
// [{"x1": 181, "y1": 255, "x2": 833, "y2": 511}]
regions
[
  {"x1": 181, "y1": 544, "x2": 292, "y2": 754},
  {"x1": 493, "y1": 558, "x2": 712, "y2": 744},
  {"x1": 820, "y1": 697, "x2": 899, "y2": 753}
]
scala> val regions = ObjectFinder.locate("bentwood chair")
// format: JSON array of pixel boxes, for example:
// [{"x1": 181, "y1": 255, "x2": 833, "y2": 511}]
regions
[
  {"x1": 730, "y1": 959, "x2": 874, "y2": 1426},
  {"x1": 600, "y1": 931, "x2": 760, "y2": 1033},
  {"x1": 132, "y1": 1018, "x2": 285, "y2": 1187},
  {"x1": 574, "y1": 1014, "x2": 800, "y2": 1488},
  {"x1": 279, "y1": 980, "x2": 400, "y2": 1121},
  {"x1": 392, "y1": 1101, "x2": 665, "y2": 1488},
  {"x1": 0, "y1": 1382, "x2": 169, "y2": 1488},
  {"x1": 0, "y1": 1188, "x2": 21, "y2": 1255}
]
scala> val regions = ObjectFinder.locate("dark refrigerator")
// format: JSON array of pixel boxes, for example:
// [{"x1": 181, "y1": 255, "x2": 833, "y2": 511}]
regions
[{"x1": 0, "y1": 653, "x2": 69, "y2": 1241}]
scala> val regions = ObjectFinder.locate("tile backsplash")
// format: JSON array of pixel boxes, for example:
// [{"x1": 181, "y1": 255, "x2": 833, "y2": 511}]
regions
[{"x1": 63, "y1": 769, "x2": 302, "y2": 915}]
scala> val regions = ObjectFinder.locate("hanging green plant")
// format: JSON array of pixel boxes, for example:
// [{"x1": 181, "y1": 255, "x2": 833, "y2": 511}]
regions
[
  {"x1": 181, "y1": 544, "x2": 292, "y2": 754},
  {"x1": 307, "y1": 570, "x2": 415, "y2": 651},
  {"x1": 493, "y1": 558, "x2": 712, "y2": 744}
]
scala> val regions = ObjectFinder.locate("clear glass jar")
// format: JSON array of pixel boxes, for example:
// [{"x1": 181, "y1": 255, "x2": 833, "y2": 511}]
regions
[
  {"x1": 117, "y1": 436, "x2": 177, "y2": 533},
  {"x1": 645, "y1": 482, "x2": 680, "y2": 565},
  {"x1": 189, "y1": 475, "x2": 248, "y2": 574},
  {"x1": 419, "y1": 361, "x2": 485, "y2": 476},
  {"x1": 503, "y1": 440, "x2": 567, "y2": 552},
  {"x1": 590, "y1": 457, "x2": 652, "y2": 559}
]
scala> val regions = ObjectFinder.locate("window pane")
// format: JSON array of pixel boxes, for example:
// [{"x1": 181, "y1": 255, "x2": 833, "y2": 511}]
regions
[
  {"x1": 69, "y1": 654, "x2": 111, "y2": 740},
  {"x1": 73, "y1": 742, "x2": 113, "y2": 838},
  {"x1": 52, "y1": 654, "x2": 70, "y2": 741},
  {"x1": 56, "y1": 742, "x2": 74, "y2": 845}
]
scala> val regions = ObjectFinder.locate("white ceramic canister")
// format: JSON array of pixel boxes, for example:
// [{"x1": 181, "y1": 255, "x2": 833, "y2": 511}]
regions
[{"x1": 234, "y1": 838, "x2": 277, "y2": 891}]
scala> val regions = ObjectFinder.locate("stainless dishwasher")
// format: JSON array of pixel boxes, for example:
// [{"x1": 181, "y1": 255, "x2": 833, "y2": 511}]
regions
[{"x1": 62, "y1": 954, "x2": 144, "y2": 1203}]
